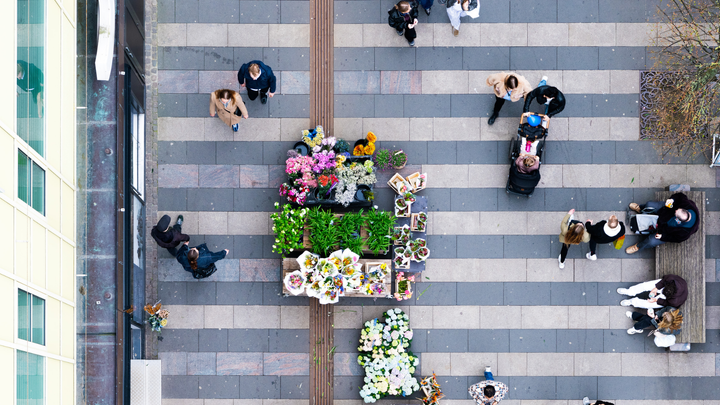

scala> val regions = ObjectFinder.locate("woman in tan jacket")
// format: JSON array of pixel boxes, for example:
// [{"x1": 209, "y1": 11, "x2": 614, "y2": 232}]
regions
[
  {"x1": 210, "y1": 89, "x2": 249, "y2": 132},
  {"x1": 558, "y1": 209, "x2": 590, "y2": 269},
  {"x1": 485, "y1": 72, "x2": 533, "y2": 126}
]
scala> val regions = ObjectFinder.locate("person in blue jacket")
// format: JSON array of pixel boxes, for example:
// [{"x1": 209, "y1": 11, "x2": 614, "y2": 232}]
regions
[
  {"x1": 175, "y1": 241, "x2": 228, "y2": 279},
  {"x1": 238, "y1": 60, "x2": 277, "y2": 105}
]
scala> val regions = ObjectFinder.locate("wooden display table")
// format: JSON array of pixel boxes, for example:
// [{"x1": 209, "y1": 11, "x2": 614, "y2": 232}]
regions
[{"x1": 282, "y1": 258, "x2": 392, "y2": 298}]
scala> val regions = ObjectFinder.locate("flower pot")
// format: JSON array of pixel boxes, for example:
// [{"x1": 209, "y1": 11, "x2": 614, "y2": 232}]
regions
[
  {"x1": 293, "y1": 141, "x2": 310, "y2": 156},
  {"x1": 392, "y1": 151, "x2": 407, "y2": 169},
  {"x1": 355, "y1": 185, "x2": 371, "y2": 201},
  {"x1": 354, "y1": 139, "x2": 369, "y2": 148}
]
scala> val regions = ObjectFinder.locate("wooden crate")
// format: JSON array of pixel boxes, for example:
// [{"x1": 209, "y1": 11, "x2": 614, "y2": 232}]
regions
[
  {"x1": 406, "y1": 172, "x2": 426, "y2": 192},
  {"x1": 281, "y1": 258, "x2": 392, "y2": 298},
  {"x1": 387, "y1": 173, "x2": 409, "y2": 194}
]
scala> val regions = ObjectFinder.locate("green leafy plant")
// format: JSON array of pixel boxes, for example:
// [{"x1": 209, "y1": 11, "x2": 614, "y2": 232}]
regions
[
  {"x1": 372, "y1": 148, "x2": 392, "y2": 171},
  {"x1": 364, "y1": 208, "x2": 396, "y2": 255},
  {"x1": 391, "y1": 150, "x2": 407, "y2": 167},
  {"x1": 307, "y1": 207, "x2": 341, "y2": 256},
  {"x1": 334, "y1": 138, "x2": 351, "y2": 154},
  {"x1": 271, "y1": 202, "x2": 308, "y2": 258},
  {"x1": 338, "y1": 210, "x2": 365, "y2": 255}
]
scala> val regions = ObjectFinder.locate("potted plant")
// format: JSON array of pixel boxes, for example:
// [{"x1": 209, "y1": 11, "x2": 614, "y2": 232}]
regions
[
  {"x1": 307, "y1": 207, "x2": 340, "y2": 256},
  {"x1": 391, "y1": 150, "x2": 407, "y2": 169},
  {"x1": 394, "y1": 272, "x2": 414, "y2": 301},
  {"x1": 373, "y1": 148, "x2": 392, "y2": 171},
  {"x1": 334, "y1": 138, "x2": 351, "y2": 155},
  {"x1": 364, "y1": 208, "x2": 396, "y2": 255},
  {"x1": 354, "y1": 131, "x2": 377, "y2": 156},
  {"x1": 271, "y1": 202, "x2": 308, "y2": 258},
  {"x1": 316, "y1": 174, "x2": 338, "y2": 200},
  {"x1": 395, "y1": 196, "x2": 411, "y2": 217},
  {"x1": 411, "y1": 212, "x2": 427, "y2": 232}
]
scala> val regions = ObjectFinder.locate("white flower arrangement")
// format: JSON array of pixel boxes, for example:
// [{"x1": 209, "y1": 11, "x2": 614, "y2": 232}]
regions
[{"x1": 334, "y1": 180, "x2": 358, "y2": 207}]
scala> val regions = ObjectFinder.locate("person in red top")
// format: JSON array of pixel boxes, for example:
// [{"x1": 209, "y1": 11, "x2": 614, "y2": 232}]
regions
[{"x1": 617, "y1": 274, "x2": 688, "y2": 309}]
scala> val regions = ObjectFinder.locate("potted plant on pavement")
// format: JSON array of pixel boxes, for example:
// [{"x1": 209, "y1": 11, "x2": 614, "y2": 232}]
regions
[
  {"x1": 391, "y1": 150, "x2": 408, "y2": 169},
  {"x1": 373, "y1": 148, "x2": 392, "y2": 171}
]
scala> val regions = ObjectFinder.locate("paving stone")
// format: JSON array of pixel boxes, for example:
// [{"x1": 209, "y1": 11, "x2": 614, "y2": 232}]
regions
[
  {"x1": 457, "y1": 235, "x2": 504, "y2": 259},
  {"x1": 543, "y1": 141, "x2": 592, "y2": 165},
  {"x1": 555, "y1": 329, "x2": 603, "y2": 353},
  {"x1": 334, "y1": 95, "x2": 375, "y2": 118},
  {"x1": 467, "y1": 329, "x2": 510, "y2": 353},
  {"x1": 550, "y1": 282, "x2": 598, "y2": 305},
  {"x1": 188, "y1": 352, "x2": 218, "y2": 375},
  {"x1": 216, "y1": 282, "x2": 264, "y2": 305},
  {"x1": 373, "y1": 47, "x2": 416, "y2": 70},
  {"x1": 199, "y1": 0, "x2": 240, "y2": 22},
  {"x1": 203, "y1": 47, "x2": 235, "y2": 70},
  {"x1": 187, "y1": 93, "x2": 215, "y2": 118},
  {"x1": 228, "y1": 329, "x2": 269, "y2": 352},
  {"x1": 374, "y1": 95, "x2": 405, "y2": 118},
  {"x1": 599, "y1": 46, "x2": 647, "y2": 70},
  {"x1": 159, "y1": 188, "x2": 188, "y2": 211},
  {"x1": 334, "y1": 71, "x2": 380, "y2": 95},
  {"x1": 449, "y1": 95, "x2": 483, "y2": 119},
  {"x1": 334, "y1": 352, "x2": 364, "y2": 376},
  {"x1": 556, "y1": 46, "x2": 599, "y2": 70},
  {"x1": 262, "y1": 48, "x2": 311, "y2": 71},
  {"x1": 556, "y1": 376, "x2": 598, "y2": 399},
  {"x1": 198, "y1": 165, "x2": 240, "y2": 188},
  {"x1": 184, "y1": 142, "x2": 216, "y2": 164},
  {"x1": 215, "y1": 353, "x2": 263, "y2": 375},
  {"x1": 186, "y1": 189, "x2": 235, "y2": 211},
  {"x1": 176, "y1": 0, "x2": 199, "y2": 22},
  {"x1": 690, "y1": 376, "x2": 720, "y2": 399},
  {"x1": 503, "y1": 235, "x2": 552, "y2": 259},
  {"x1": 602, "y1": 329, "x2": 645, "y2": 353},
  {"x1": 416, "y1": 47, "x2": 463, "y2": 70},
  {"x1": 160, "y1": 282, "x2": 188, "y2": 305},
  {"x1": 455, "y1": 141, "x2": 497, "y2": 164},
  {"x1": 509, "y1": 46, "x2": 557, "y2": 70},
  {"x1": 161, "y1": 46, "x2": 207, "y2": 69},
  {"x1": 280, "y1": 376, "x2": 310, "y2": 399},
  {"x1": 267, "y1": 95, "x2": 310, "y2": 118},
  {"x1": 159, "y1": 0, "x2": 176, "y2": 22},
  {"x1": 240, "y1": 376, "x2": 281, "y2": 399},
  {"x1": 159, "y1": 93, "x2": 188, "y2": 117},
  {"x1": 333, "y1": 376, "x2": 366, "y2": 400},
  {"x1": 334, "y1": 48, "x2": 374, "y2": 71},
  {"x1": 509, "y1": 329, "x2": 557, "y2": 353},
  {"x1": 462, "y1": 47, "x2": 510, "y2": 71},
  {"x1": 199, "y1": 329, "x2": 229, "y2": 352},
  {"x1": 160, "y1": 329, "x2": 200, "y2": 352},
  {"x1": 162, "y1": 376, "x2": 200, "y2": 398},
  {"x1": 510, "y1": 0, "x2": 557, "y2": 22},
  {"x1": 232, "y1": 235, "x2": 264, "y2": 259},
  {"x1": 426, "y1": 330, "x2": 468, "y2": 352},
  {"x1": 185, "y1": 282, "x2": 217, "y2": 305},
  {"x1": 280, "y1": 1, "x2": 309, "y2": 23},
  {"x1": 239, "y1": 1, "x2": 281, "y2": 23},
  {"x1": 598, "y1": 0, "x2": 652, "y2": 22},
  {"x1": 263, "y1": 353, "x2": 309, "y2": 376},
  {"x1": 198, "y1": 375, "x2": 241, "y2": 398},
  {"x1": 503, "y1": 282, "x2": 550, "y2": 305},
  {"x1": 412, "y1": 282, "x2": 457, "y2": 305},
  {"x1": 381, "y1": 71, "x2": 422, "y2": 94},
  {"x1": 268, "y1": 329, "x2": 310, "y2": 352},
  {"x1": 160, "y1": 352, "x2": 188, "y2": 375},
  {"x1": 334, "y1": 0, "x2": 378, "y2": 23},
  {"x1": 557, "y1": 0, "x2": 598, "y2": 22},
  {"x1": 215, "y1": 141, "x2": 263, "y2": 165},
  {"x1": 508, "y1": 376, "x2": 556, "y2": 399}
]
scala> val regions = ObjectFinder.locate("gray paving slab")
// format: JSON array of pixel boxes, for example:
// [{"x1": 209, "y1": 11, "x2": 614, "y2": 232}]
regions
[
  {"x1": 426, "y1": 329, "x2": 468, "y2": 352},
  {"x1": 597, "y1": 282, "x2": 633, "y2": 305},
  {"x1": 450, "y1": 95, "x2": 482, "y2": 118},
  {"x1": 334, "y1": 0, "x2": 378, "y2": 23},
  {"x1": 205, "y1": 47, "x2": 236, "y2": 70},
  {"x1": 691, "y1": 377, "x2": 720, "y2": 399},
  {"x1": 268, "y1": 330, "x2": 310, "y2": 352},
  {"x1": 503, "y1": 235, "x2": 552, "y2": 258},
  {"x1": 161, "y1": 47, "x2": 207, "y2": 70},
  {"x1": 556, "y1": 329, "x2": 604, "y2": 352},
  {"x1": 262, "y1": 48, "x2": 311, "y2": 70},
  {"x1": 426, "y1": 141, "x2": 456, "y2": 164},
  {"x1": 404, "y1": 95, "x2": 451, "y2": 117},
  {"x1": 508, "y1": 376, "x2": 556, "y2": 399},
  {"x1": 240, "y1": 376, "x2": 280, "y2": 399},
  {"x1": 375, "y1": 95, "x2": 405, "y2": 117},
  {"x1": 557, "y1": 376, "x2": 597, "y2": 400},
  {"x1": 159, "y1": 94, "x2": 188, "y2": 117},
  {"x1": 416, "y1": 47, "x2": 463, "y2": 70},
  {"x1": 265, "y1": 283, "x2": 309, "y2": 304},
  {"x1": 510, "y1": 0, "x2": 557, "y2": 23},
  {"x1": 510, "y1": 46, "x2": 557, "y2": 70},
  {"x1": 598, "y1": 46, "x2": 647, "y2": 70},
  {"x1": 706, "y1": 282, "x2": 720, "y2": 305},
  {"x1": 602, "y1": 329, "x2": 646, "y2": 352},
  {"x1": 234, "y1": 189, "x2": 282, "y2": 211},
  {"x1": 379, "y1": 141, "x2": 428, "y2": 165},
  {"x1": 199, "y1": 329, "x2": 229, "y2": 351},
  {"x1": 233, "y1": 48, "x2": 264, "y2": 70},
  {"x1": 497, "y1": 187, "x2": 546, "y2": 210},
  {"x1": 335, "y1": 95, "x2": 376, "y2": 118},
  {"x1": 268, "y1": 95, "x2": 310, "y2": 117},
  {"x1": 335, "y1": 48, "x2": 375, "y2": 71},
  {"x1": 280, "y1": 1, "x2": 310, "y2": 23},
  {"x1": 632, "y1": 187, "x2": 658, "y2": 206},
  {"x1": 451, "y1": 188, "x2": 498, "y2": 211},
  {"x1": 457, "y1": 235, "x2": 504, "y2": 258},
  {"x1": 335, "y1": 71, "x2": 381, "y2": 94},
  {"x1": 411, "y1": 328, "x2": 428, "y2": 352},
  {"x1": 243, "y1": 97, "x2": 270, "y2": 118},
  {"x1": 216, "y1": 282, "x2": 265, "y2": 304},
  {"x1": 187, "y1": 94, "x2": 212, "y2": 117},
  {"x1": 281, "y1": 376, "x2": 310, "y2": 398},
  {"x1": 593, "y1": 94, "x2": 639, "y2": 117},
  {"x1": 457, "y1": 141, "x2": 497, "y2": 164},
  {"x1": 377, "y1": 0, "x2": 396, "y2": 22},
  {"x1": 175, "y1": 0, "x2": 200, "y2": 22},
  {"x1": 186, "y1": 188, "x2": 235, "y2": 211},
  {"x1": 334, "y1": 376, "x2": 366, "y2": 400},
  {"x1": 216, "y1": 141, "x2": 264, "y2": 164},
  {"x1": 477, "y1": 0, "x2": 510, "y2": 22},
  {"x1": 457, "y1": 282, "x2": 504, "y2": 305},
  {"x1": 334, "y1": 329, "x2": 361, "y2": 353},
  {"x1": 200, "y1": 0, "x2": 241, "y2": 22},
  {"x1": 186, "y1": 141, "x2": 217, "y2": 164},
  {"x1": 159, "y1": 282, "x2": 188, "y2": 304},
  {"x1": 648, "y1": 377, "x2": 693, "y2": 399},
  {"x1": 374, "y1": 48, "x2": 417, "y2": 71},
  {"x1": 468, "y1": 329, "x2": 510, "y2": 352},
  {"x1": 585, "y1": 188, "x2": 634, "y2": 211},
  {"x1": 159, "y1": 188, "x2": 188, "y2": 211},
  {"x1": 598, "y1": 376, "x2": 645, "y2": 399},
  {"x1": 160, "y1": 141, "x2": 187, "y2": 164},
  {"x1": 598, "y1": 0, "x2": 653, "y2": 22},
  {"x1": 240, "y1": 1, "x2": 281, "y2": 23},
  {"x1": 263, "y1": 141, "x2": 295, "y2": 165},
  {"x1": 557, "y1": 47, "x2": 598, "y2": 70},
  {"x1": 559, "y1": 94, "x2": 593, "y2": 118},
  {"x1": 711, "y1": 237, "x2": 720, "y2": 258},
  {"x1": 204, "y1": 236, "x2": 235, "y2": 258},
  {"x1": 187, "y1": 281, "x2": 218, "y2": 304},
  {"x1": 551, "y1": 282, "x2": 598, "y2": 305},
  {"x1": 544, "y1": 141, "x2": 592, "y2": 164},
  {"x1": 544, "y1": 187, "x2": 587, "y2": 211},
  {"x1": 590, "y1": 141, "x2": 616, "y2": 164},
  {"x1": 615, "y1": 141, "x2": 661, "y2": 164},
  {"x1": 412, "y1": 281, "x2": 457, "y2": 305},
  {"x1": 463, "y1": 47, "x2": 511, "y2": 70},
  {"x1": 228, "y1": 329, "x2": 269, "y2": 352},
  {"x1": 509, "y1": 329, "x2": 557, "y2": 352},
  {"x1": 504, "y1": 282, "x2": 551, "y2": 305},
  {"x1": 435, "y1": 376, "x2": 470, "y2": 399},
  {"x1": 558, "y1": 0, "x2": 598, "y2": 22},
  {"x1": 423, "y1": 188, "x2": 453, "y2": 211},
  {"x1": 162, "y1": 376, "x2": 200, "y2": 397},
  {"x1": 232, "y1": 236, "x2": 265, "y2": 259},
  {"x1": 159, "y1": 0, "x2": 176, "y2": 22},
  {"x1": 497, "y1": 140, "x2": 513, "y2": 164}
]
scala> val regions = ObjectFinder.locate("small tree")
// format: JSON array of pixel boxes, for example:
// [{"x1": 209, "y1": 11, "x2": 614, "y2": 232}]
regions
[{"x1": 646, "y1": 0, "x2": 720, "y2": 159}]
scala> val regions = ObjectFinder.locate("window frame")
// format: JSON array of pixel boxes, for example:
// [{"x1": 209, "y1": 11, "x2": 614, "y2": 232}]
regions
[
  {"x1": 16, "y1": 287, "x2": 47, "y2": 348},
  {"x1": 16, "y1": 349, "x2": 46, "y2": 405},
  {"x1": 17, "y1": 147, "x2": 46, "y2": 216}
]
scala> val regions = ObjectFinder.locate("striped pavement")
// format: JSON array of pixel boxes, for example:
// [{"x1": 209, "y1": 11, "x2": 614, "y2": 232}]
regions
[{"x1": 153, "y1": 0, "x2": 720, "y2": 403}]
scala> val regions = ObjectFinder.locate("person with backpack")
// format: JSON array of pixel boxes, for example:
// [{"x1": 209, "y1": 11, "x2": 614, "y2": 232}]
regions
[
  {"x1": 175, "y1": 242, "x2": 229, "y2": 279},
  {"x1": 625, "y1": 192, "x2": 699, "y2": 254},
  {"x1": 388, "y1": 1, "x2": 419, "y2": 46},
  {"x1": 584, "y1": 214, "x2": 625, "y2": 260}
]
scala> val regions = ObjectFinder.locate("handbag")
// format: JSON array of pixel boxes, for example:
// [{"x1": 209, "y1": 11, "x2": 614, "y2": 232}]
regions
[
  {"x1": 192, "y1": 263, "x2": 218, "y2": 279},
  {"x1": 652, "y1": 331, "x2": 676, "y2": 348},
  {"x1": 634, "y1": 214, "x2": 659, "y2": 233},
  {"x1": 613, "y1": 234, "x2": 625, "y2": 249}
]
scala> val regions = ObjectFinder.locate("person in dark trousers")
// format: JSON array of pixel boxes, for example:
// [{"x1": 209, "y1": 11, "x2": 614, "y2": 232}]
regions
[
  {"x1": 618, "y1": 274, "x2": 688, "y2": 309},
  {"x1": 585, "y1": 214, "x2": 625, "y2": 260},
  {"x1": 626, "y1": 306, "x2": 682, "y2": 336},
  {"x1": 523, "y1": 77, "x2": 566, "y2": 118},
  {"x1": 151, "y1": 215, "x2": 189, "y2": 255},
  {"x1": 558, "y1": 209, "x2": 590, "y2": 269},
  {"x1": 388, "y1": 1, "x2": 419, "y2": 46},
  {"x1": 583, "y1": 398, "x2": 614, "y2": 405},
  {"x1": 17, "y1": 60, "x2": 44, "y2": 118},
  {"x1": 625, "y1": 192, "x2": 699, "y2": 254},
  {"x1": 175, "y1": 242, "x2": 229, "y2": 279},
  {"x1": 238, "y1": 60, "x2": 277, "y2": 104},
  {"x1": 418, "y1": 0, "x2": 432, "y2": 15},
  {"x1": 485, "y1": 72, "x2": 533, "y2": 125}
]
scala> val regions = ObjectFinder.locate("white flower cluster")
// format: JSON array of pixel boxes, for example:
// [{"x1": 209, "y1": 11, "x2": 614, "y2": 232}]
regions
[
  {"x1": 334, "y1": 180, "x2": 358, "y2": 207},
  {"x1": 337, "y1": 162, "x2": 377, "y2": 186},
  {"x1": 357, "y1": 308, "x2": 420, "y2": 403}
]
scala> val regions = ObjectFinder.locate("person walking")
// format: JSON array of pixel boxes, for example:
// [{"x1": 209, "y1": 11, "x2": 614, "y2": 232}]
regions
[
  {"x1": 151, "y1": 214, "x2": 189, "y2": 255},
  {"x1": 175, "y1": 242, "x2": 229, "y2": 279},
  {"x1": 468, "y1": 366, "x2": 508, "y2": 405},
  {"x1": 388, "y1": 1, "x2": 419, "y2": 46},
  {"x1": 486, "y1": 72, "x2": 533, "y2": 125},
  {"x1": 446, "y1": 0, "x2": 479, "y2": 37},
  {"x1": 625, "y1": 192, "x2": 699, "y2": 254},
  {"x1": 558, "y1": 209, "x2": 590, "y2": 269},
  {"x1": 210, "y1": 89, "x2": 249, "y2": 132},
  {"x1": 418, "y1": 0, "x2": 433, "y2": 15},
  {"x1": 585, "y1": 214, "x2": 625, "y2": 260},
  {"x1": 617, "y1": 274, "x2": 687, "y2": 309},
  {"x1": 523, "y1": 76, "x2": 566, "y2": 117},
  {"x1": 238, "y1": 60, "x2": 277, "y2": 105}
]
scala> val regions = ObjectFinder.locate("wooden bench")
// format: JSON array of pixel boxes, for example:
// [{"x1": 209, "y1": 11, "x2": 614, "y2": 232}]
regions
[{"x1": 655, "y1": 191, "x2": 705, "y2": 343}]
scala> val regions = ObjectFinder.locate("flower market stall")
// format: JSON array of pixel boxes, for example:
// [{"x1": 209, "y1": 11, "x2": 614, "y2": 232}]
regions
[{"x1": 389, "y1": 173, "x2": 429, "y2": 274}]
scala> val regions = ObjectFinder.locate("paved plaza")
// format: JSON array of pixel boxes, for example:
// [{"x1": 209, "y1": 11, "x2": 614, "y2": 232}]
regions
[{"x1": 153, "y1": 0, "x2": 720, "y2": 403}]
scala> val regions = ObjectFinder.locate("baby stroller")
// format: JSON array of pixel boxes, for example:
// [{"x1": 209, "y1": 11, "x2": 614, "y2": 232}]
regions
[{"x1": 506, "y1": 112, "x2": 550, "y2": 197}]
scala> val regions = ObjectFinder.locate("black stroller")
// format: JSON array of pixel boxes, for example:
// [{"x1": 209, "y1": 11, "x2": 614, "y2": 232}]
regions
[{"x1": 506, "y1": 112, "x2": 550, "y2": 197}]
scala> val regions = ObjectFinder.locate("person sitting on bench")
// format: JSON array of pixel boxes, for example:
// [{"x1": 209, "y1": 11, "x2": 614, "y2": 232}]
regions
[
  {"x1": 625, "y1": 192, "x2": 699, "y2": 254},
  {"x1": 626, "y1": 305, "x2": 683, "y2": 336},
  {"x1": 617, "y1": 274, "x2": 688, "y2": 309}
]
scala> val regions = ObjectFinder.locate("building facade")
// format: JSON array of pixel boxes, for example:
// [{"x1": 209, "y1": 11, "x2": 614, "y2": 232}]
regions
[{"x1": 0, "y1": 0, "x2": 77, "y2": 404}]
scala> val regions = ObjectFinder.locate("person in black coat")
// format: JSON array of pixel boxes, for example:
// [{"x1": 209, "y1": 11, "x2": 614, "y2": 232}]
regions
[
  {"x1": 584, "y1": 215, "x2": 625, "y2": 260},
  {"x1": 388, "y1": 1, "x2": 419, "y2": 46},
  {"x1": 238, "y1": 60, "x2": 277, "y2": 104},
  {"x1": 523, "y1": 85, "x2": 566, "y2": 118},
  {"x1": 625, "y1": 192, "x2": 699, "y2": 254},
  {"x1": 175, "y1": 242, "x2": 228, "y2": 279},
  {"x1": 151, "y1": 215, "x2": 190, "y2": 255}
]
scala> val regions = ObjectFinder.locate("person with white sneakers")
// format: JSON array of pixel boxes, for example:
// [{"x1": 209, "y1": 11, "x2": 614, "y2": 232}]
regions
[
  {"x1": 617, "y1": 274, "x2": 687, "y2": 309},
  {"x1": 584, "y1": 215, "x2": 625, "y2": 260},
  {"x1": 582, "y1": 397, "x2": 614, "y2": 405},
  {"x1": 468, "y1": 366, "x2": 508, "y2": 405},
  {"x1": 626, "y1": 306, "x2": 683, "y2": 336}
]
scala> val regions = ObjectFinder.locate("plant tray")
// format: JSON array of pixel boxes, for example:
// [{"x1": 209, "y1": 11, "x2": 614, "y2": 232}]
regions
[
  {"x1": 410, "y1": 213, "x2": 428, "y2": 232},
  {"x1": 359, "y1": 225, "x2": 390, "y2": 255},
  {"x1": 406, "y1": 172, "x2": 426, "y2": 192},
  {"x1": 394, "y1": 196, "x2": 412, "y2": 218},
  {"x1": 395, "y1": 277, "x2": 413, "y2": 297},
  {"x1": 393, "y1": 258, "x2": 411, "y2": 270},
  {"x1": 388, "y1": 173, "x2": 410, "y2": 194}
]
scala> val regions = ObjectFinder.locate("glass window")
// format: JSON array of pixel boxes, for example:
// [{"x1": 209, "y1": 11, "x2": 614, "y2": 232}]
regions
[
  {"x1": 18, "y1": 289, "x2": 45, "y2": 346},
  {"x1": 16, "y1": 0, "x2": 46, "y2": 156},
  {"x1": 17, "y1": 150, "x2": 45, "y2": 215},
  {"x1": 17, "y1": 350, "x2": 44, "y2": 405},
  {"x1": 130, "y1": 101, "x2": 145, "y2": 199}
]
